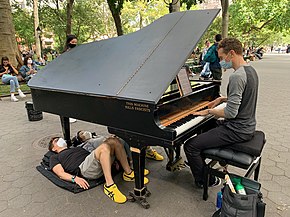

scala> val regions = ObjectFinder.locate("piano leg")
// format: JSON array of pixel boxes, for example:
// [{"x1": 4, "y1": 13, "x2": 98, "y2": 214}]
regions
[
  {"x1": 128, "y1": 146, "x2": 151, "y2": 209},
  {"x1": 60, "y1": 116, "x2": 72, "y2": 146}
]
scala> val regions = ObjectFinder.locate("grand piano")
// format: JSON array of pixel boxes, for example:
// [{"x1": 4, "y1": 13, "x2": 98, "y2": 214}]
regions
[{"x1": 29, "y1": 9, "x2": 221, "y2": 208}]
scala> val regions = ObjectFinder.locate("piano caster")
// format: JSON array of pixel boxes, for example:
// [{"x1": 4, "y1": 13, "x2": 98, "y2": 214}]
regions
[{"x1": 127, "y1": 187, "x2": 151, "y2": 209}]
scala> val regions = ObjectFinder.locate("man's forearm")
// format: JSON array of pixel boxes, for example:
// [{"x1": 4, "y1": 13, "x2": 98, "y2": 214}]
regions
[
  {"x1": 59, "y1": 172, "x2": 75, "y2": 182},
  {"x1": 208, "y1": 108, "x2": 225, "y2": 118}
]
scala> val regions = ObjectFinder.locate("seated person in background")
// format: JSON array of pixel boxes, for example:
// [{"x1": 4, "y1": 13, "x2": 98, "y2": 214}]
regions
[
  {"x1": 34, "y1": 57, "x2": 45, "y2": 66},
  {"x1": 19, "y1": 55, "x2": 38, "y2": 82},
  {"x1": 0, "y1": 56, "x2": 26, "y2": 102},
  {"x1": 49, "y1": 135, "x2": 149, "y2": 204}
]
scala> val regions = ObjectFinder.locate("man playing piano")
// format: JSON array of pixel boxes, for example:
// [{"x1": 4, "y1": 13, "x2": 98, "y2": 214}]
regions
[
  {"x1": 184, "y1": 38, "x2": 259, "y2": 188},
  {"x1": 48, "y1": 136, "x2": 149, "y2": 204}
]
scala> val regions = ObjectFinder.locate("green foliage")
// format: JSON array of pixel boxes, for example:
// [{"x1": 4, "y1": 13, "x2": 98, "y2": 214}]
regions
[
  {"x1": 122, "y1": 0, "x2": 168, "y2": 34},
  {"x1": 228, "y1": 0, "x2": 290, "y2": 46},
  {"x1": 11, "y1": 0, "x2": 290, "y2": 53},
  {"x1": 12, "y1": 4, "x2": 35, "y2": 48},
  {"x1": 0, "y1": 83, "x2": 30, "y2": 96},
  {"x1": 181, "y1": 0, "x2": 203, "y2": 10}
]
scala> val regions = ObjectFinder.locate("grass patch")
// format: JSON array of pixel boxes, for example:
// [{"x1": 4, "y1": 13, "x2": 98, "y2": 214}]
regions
[{"x1": 0, "y1": 83, "x2": 30, "y2": 96}]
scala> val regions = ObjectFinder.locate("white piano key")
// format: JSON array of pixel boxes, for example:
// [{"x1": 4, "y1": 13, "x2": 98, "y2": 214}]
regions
[{"x1": 175, "y1": 102, "x2": 226, "y2": 136}]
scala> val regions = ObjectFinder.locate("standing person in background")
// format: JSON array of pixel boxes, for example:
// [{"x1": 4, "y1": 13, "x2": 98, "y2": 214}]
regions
[
  {"x1": 63, "y1": 34, "x2": 78, "y2": 53},
  {"x1": 204, "y1": 34, "x2": 222, "y2": 80},
  {"x1": 200, "y1": 40, "x2": 211, "y2": 66},
  {"x1": 0, "y1": 56, "x2": 26, "y2": 102},
  {"x1": 63, "y1": 34, "x2": 78, "y2": 123}
]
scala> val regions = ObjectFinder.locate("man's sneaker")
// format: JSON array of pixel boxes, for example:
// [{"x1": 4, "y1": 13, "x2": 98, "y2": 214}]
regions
[
  {"x1": 18, "y1": 90, "x2": 26, "y2": 98},
  {"x1": 69, "y1": 118, "x2": 77, "y2": 123},
  {"x1": 123, "y1": 171, "x2": 149, "y2": 184},
  {"x1": 11, "y1": 95, "x2": 19, "y2": 102},
  {"x1": 103, "y1": 184, "x2": 127, "y2": 204},
  {"x1": 130, "y1": 169, "x2": 149, "y2": 176},
  {"x1": 209, "y1": 176, "x2": 222, "y2": 187},
  {"x1": 146, "y1": 149, "x2": 164, "y2": 161},
  {"x1": 195, "y1": 177, "x2": 222, "y2": 188}
]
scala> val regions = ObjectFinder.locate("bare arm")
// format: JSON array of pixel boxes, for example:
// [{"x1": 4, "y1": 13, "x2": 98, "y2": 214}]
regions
[
  {"x1": 193, "y1": 96, "x2": 227, "y2": 118},
  {"x1": 52, "y1": 164, "x2": 90, "y2": 189},
  {"x1": 10, "y1": 65, "x2": 19, "y2": 75},
  {"x1": 0, "y1": 67, "x2": 9, "y2": 76}
]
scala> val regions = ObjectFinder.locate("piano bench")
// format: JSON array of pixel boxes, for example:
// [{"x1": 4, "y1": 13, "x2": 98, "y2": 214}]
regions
[{"x1": 201, "y1": 130, "x2": 266, "y2": 201}]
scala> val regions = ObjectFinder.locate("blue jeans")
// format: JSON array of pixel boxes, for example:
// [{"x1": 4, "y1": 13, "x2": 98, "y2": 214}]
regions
[{"x1": 1, "y1": 74, "x2": 20, "y2": 93}]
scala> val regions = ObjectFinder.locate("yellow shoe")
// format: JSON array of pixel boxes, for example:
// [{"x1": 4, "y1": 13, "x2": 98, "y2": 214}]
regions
[
  {"x1": 104, "y1": 184, "x2": 127, "y2": 204},
  {"x1": 146, "y1": 149, "x2": 164, "y2": 161},
  {"x1": 123, "y1": 171, "x2": 149, "y2": 184},
  {"x1": 144, "y1": 169, "x2": 150, "y2": 176},
  {"x1": 130, "y1": 168, "x2": 150, "y2": 176}
]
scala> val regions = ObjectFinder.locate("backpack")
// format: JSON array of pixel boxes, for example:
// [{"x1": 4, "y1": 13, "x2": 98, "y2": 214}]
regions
[{"x1": 204, "y1": 43, "x2": 220, "y2": 69}]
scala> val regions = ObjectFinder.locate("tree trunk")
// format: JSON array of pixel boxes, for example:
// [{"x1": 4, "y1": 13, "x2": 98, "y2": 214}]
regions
[
  {"x1": 0, "y1": 0, "x2": 21, "y2": 67},
  {"x1": 221, "y1": 0, "x2": 229, "y2": 38},
  {"x1": 107, "y1": 0, "x2": 123, "y2": 36},
  {"x1": 33, "y1": 0, "x2": 41, "y2": 59},
  {"x1": 112, "y1": 13, "x2": 123, "y2": 36},
  {"x1": 171, "y1": 0, "x2": 180, "y2": 13},
  {"x1": 66, "y1": 0, "x2": 75, "y2": 36}
]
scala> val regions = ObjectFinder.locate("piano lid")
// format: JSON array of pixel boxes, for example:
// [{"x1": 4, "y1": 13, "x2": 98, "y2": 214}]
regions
[{"x1": 29, "y1": 9, "x2": 220, "y2": 104}]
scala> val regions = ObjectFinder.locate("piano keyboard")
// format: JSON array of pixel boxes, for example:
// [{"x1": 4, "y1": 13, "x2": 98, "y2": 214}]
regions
[{"x1": 166, "y1": 102, "x2": 227, "y2": 136}]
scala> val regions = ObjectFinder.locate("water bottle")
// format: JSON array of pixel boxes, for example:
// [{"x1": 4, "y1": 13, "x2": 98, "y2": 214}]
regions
[
  {"x1": 216, "y1": 191, "x2": 222, "y2": 210},
  {"x1": 232, "y1": 177, "x2": 246, "y2": 195},
  {"x1": 235, "y1": 180, "x2": 246, "y2": 195}
]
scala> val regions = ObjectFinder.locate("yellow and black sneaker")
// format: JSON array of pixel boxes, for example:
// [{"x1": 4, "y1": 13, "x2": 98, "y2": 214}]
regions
[
  {"x1": 131, "y1": 168, "x2": 149, "y2": 176},
  {"x1": 103, "y1": 184, "x2": 127, "y2": 204},
  {"x1": 144, "y1": 169, "x2": 150, "y2": 176},
  {"x1": 146, "y1": 149, "x2": 164, "y2": 161},
  {"x1": 123, "y1": 171, "x2": 149, "y2": 184}
]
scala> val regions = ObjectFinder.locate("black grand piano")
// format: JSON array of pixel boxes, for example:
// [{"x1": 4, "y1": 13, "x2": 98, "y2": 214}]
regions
[{"x1": 29, "y1": 9, "x2": 221, "y2": 208}]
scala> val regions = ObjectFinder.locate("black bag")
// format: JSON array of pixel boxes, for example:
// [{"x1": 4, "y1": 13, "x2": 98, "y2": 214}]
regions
[
  {"x1": 36, "y1": 151, "x2": 105, "y2": 193},
  {"x1": 213, "y1": 175, "x2": 266, "y2": 217}
]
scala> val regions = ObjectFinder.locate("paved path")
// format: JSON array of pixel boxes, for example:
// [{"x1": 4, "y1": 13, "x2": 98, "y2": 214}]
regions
[{"x1": 0, "y1": 53, "x2": 289, "y2": 217}]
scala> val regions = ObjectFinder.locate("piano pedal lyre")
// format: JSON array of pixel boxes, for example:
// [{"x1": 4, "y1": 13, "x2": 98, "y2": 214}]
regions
[
  {"x1": 127, "y1": 187, "x2": 151, "y2": 209},
  {"x1": 166, "y1": 157, "x2": 185, "y2": 172}
]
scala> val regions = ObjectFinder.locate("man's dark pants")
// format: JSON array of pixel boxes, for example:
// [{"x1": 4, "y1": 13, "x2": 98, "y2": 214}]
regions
[
  {"x1": 210, "y1": 67, "x2": 222, "y2": 80},
  {"x1": 184, "y1": 123, "x2": 253, "y2": 184}
]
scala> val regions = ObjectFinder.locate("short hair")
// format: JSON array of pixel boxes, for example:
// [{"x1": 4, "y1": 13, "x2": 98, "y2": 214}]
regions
[
  {"x1": 215, "y1": 34, "x2": 222, "y2": 42},
  {"x1": 1, "y1": 56, "x2": 9, "y2": 65},
  {"x1": 48, "y1": 137, "x2": 59, "y2": 151},
  {"x1": 218, "y1": 38, "x2": 243, "y2": 55}
]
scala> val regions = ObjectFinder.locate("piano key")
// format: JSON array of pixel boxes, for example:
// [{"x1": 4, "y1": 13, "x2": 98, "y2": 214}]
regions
[{"x1": 173, "y1": 102, "x2": 227, "y2": 136}]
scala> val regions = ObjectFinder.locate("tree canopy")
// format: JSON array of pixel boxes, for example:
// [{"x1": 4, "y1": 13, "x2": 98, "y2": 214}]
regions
[{"x1": 10, "y1": 0, "x2": 290, "y2": 53}]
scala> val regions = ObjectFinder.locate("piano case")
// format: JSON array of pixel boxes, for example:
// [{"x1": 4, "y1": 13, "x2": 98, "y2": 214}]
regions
[{"x1": 36, "y1": 151, "x2": 105, "y2": 193}]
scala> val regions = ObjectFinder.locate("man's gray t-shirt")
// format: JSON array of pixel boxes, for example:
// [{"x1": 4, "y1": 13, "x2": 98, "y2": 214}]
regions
[
  {"x1": 224, "y1": 65, "x2": 259, "y2": 135},
  {"x1": 78, "y1": 135, "x2": 105, "y2": 153}
]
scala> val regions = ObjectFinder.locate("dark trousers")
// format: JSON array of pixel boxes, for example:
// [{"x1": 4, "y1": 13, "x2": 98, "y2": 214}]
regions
[
  {"x1": 210, "y1": 67, "x2": 222, "y2": 80},
  {"x1": 184, "y1": 123, "x2": 253, "y2": 183}
]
